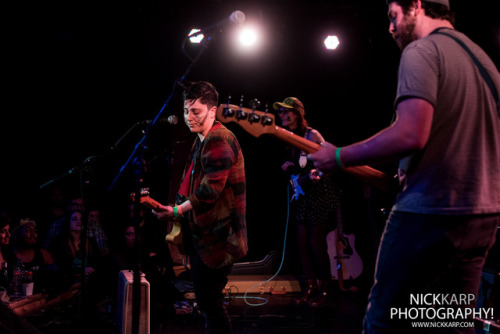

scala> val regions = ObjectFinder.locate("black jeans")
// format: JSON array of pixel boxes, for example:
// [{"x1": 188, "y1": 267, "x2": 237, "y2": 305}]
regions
[
  {"x1": 190, "y1": 250, "x2": 233, "y2": 334},
  {"x1": 363, "y1": 211, "x2": 499, "y2": 334}
]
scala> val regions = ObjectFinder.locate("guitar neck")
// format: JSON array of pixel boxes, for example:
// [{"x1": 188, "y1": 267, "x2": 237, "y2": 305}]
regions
[
  {"x1": 141, "y1": 197, "x2": 162, "y2": 210},
  {"x1": 273, "y1": 126, "x2": 321, "y2": 153},
  {"x1": 273, "y1": 127, "x2": 395, "y2": 193},
  {"x1": 216, "y1": 104, "x2": 396, "y2": 193}
]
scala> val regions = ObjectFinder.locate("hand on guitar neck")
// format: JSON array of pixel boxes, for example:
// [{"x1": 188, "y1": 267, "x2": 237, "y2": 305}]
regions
[{"x1": 216, "y1": 103, "x2": 398, "y2": 194}]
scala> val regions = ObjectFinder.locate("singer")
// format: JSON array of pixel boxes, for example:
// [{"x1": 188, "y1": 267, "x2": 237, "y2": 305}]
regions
[
  {"x1": 274, "y1": 97, "x2": 342, "y2": 307},
  {"x1": 152, "y1": 81, "x2": 247, "y2": 334}
]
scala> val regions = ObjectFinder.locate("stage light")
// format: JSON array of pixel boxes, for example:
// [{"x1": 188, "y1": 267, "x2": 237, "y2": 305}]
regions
[
  {"x1": 238, "y1": 26, "x2": 260, "y2": 49},
  {"x1": 324, "y1": 35, "x2": 340, "y2": 50},
  {"x1": 188, "y1": 29, "x2": 204, "y2": 44}
]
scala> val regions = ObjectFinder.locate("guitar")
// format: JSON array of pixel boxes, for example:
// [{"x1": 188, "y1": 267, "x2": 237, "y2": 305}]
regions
[
  {"x1": 216, "y1": 104, "x2": 397, "y2": 193},
  {"x1": 290, "y1": 174, "x2": 305, "y2": 201},
  {"x1": 130, "y1": 189, "x2": 183, "y2": 245},
  {"x1": 326, "y1": 206, "x2": 363, "y2": 291}
]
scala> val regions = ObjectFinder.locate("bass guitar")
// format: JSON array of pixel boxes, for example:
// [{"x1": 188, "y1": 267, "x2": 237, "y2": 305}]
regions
[
  {"x1": 216, "y1": 103, "x2": 397, "y2": 193},
  {"x1": 130, "y1": 188, "x2": 183, "y2": 245}
]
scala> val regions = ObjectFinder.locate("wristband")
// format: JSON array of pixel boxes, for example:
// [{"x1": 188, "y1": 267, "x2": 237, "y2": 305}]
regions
[
  {"x1": 335, "y1": 147, "x2": 345, "y2": 169},
  {"x1": 173, "y1": 206, "x2": 178, "y2": 218}
]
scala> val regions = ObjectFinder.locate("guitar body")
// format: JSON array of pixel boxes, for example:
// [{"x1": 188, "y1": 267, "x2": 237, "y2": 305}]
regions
[
  {"x1": 131, "y1": 189, "x2": 184, "y2": 248},
  {"x1": 327, "y1": 229, "x2": 363, "y2": 282}
]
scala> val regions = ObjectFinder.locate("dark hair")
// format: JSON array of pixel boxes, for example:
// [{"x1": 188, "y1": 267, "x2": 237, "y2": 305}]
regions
[
  {"x1": 389, "y1": 0, "x2": 455, "y2": 25},
  {"x1": 61, "y1": 209, "x2": 85, "y2": 237},
  {"x1": 182, "y1": 81, "x2": 219, "y2": 109},
  {"x1": 293, "y1": 107, "x2": 309, "y2": 134},
  {"x1": 0, "y1": 211, "x2": 10, "y2": 230}
]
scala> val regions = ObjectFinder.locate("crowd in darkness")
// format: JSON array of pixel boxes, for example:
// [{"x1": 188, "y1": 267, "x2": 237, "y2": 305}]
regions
[{"x1": 0, "y1": 181, "x2": 183, "y2": 320}]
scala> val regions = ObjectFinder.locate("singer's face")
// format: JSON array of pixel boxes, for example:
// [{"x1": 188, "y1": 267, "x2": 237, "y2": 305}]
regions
[{"x1": 183, "y1": 98, "x2": 216, "y2": 137}]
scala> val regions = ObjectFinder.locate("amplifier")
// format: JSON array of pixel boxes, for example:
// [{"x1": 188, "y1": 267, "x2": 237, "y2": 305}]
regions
[{"x1": 117, "y1": 270, "x2": 150, "y2": 334}]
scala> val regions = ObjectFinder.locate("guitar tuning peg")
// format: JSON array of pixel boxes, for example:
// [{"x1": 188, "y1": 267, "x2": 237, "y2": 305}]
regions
[
  {"x1": 248, "y1": 98, "x2": 261, "y2": 110},
  {"x1": 239, "y1": 95, "x2": 244, "y2": 107},
  {"x1": 264, "y1": 102, "x2": 269, "y2": 114}
]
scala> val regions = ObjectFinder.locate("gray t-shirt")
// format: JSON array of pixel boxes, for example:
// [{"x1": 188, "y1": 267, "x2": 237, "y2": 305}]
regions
[{"x1": 393, "y1": 28, "x2": 500, "y2": 215}]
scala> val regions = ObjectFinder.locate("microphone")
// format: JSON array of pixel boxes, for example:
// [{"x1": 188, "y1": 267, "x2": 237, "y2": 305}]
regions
[
  {"x1": 140, "y1": 115, "x2": 178, "y2": 126},
  {"x1": 163, "y1": 115, "x2": 178, "y2": 125},
  {"x1": 200, "y1": 10, "x2": 245, "y2": 32}
]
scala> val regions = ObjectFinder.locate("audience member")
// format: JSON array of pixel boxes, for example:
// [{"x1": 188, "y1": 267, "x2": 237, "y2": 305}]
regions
[
  {"x1": 109, "y1": 203, "x2": 180, "y2": 314},
  {"x1": 87, "y1": 207, "x2": 110, "y2": 256},
  {"x1": 35, "y1": 184, "x2": 67, "y2": 244},
  {"x1": 44, "y1": 195, "x2": 83, "y2": 249},
  {"x1": 47, "y1": 209, "x2": 104, "y2": 296},
  {"x1": 0, "y1": 210, "x2": 12, "y2": 265},
  {"x1": 4, "y1": 218, "x2": 58, "y2": 295}
]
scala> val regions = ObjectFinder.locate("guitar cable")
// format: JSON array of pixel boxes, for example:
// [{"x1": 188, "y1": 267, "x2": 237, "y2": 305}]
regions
[{"x1": 225, "y1": 185, "x2": 291, "y2": 306}]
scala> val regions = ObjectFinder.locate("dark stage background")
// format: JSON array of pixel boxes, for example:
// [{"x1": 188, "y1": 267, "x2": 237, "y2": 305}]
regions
[{"x1": 2, "y1": 0, "x2": 499, "y2": 271}]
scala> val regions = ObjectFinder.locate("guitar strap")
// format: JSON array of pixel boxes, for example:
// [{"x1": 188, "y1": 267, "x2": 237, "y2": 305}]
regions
[{"x1": 432, "y1": 28, "x2": 500, "y2": 117}]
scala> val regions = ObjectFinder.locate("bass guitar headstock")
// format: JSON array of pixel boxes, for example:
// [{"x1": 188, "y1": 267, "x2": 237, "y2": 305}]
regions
[{"x1": 216, "y1": 102, "x2": 277, "y2": 138}]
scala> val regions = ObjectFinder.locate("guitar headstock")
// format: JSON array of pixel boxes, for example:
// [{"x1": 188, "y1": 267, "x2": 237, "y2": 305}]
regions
[
  {"x1": 216, "y1": 104, "x2": 278, "y2": 138},
  {"x1": 130, "y1": 188, "x2": 162, "y2": 210},
  {"x1": 130, "y1": 188, "x2": 150, "y2": 203}
]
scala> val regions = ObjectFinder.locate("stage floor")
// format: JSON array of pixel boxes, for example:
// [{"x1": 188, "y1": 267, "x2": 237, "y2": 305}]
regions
[{"x1": 154, "y1": 287, "x2": 368, "y2": 334}]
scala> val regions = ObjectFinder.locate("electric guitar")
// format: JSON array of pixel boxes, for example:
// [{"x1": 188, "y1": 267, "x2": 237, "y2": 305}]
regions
[
  {"x1": 216, "y1": 104, "x2": 397, "y2": 193},
  {"x1": 290, "y1": 174, "x2": 305, "y2": 201},
  {"x1": 130, "y1": 189, "x2": 183, "y2": 245},
  {"x1": 326, "y1": 206, "x2": 363, "y2": 291}
]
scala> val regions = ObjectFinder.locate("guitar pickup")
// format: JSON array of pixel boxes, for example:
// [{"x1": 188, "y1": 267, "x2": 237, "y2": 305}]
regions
[
  {"x1": 261, "y1": 115, "x2": 273, "y2": 126},
  {"x1": 248, "y1": 113, "x2": 260, "y2": 124},
  {"x1": 236, "y1": 109, "x2": 248, "y2": 120}
]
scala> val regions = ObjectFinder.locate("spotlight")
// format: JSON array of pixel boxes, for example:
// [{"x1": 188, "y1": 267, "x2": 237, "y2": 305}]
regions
[
  {"x1": 238, "y1": 27, "x2": 259, "y2": 49},
  {"x1": 324, "y1": 35, "x2": 340, "y2": 50},
  {"x1": 188, "y1": 29, "x2": 204, "y2": 44}
]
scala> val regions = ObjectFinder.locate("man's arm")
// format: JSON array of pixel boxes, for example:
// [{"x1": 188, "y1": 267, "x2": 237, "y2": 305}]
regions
[{"x1": 309, "y1": 98, "x2": 434, "y2": 172}]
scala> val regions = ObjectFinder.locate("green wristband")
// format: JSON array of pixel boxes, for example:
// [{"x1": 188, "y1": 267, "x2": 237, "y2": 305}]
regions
[
  {"x1": 173, "y1": 206, "x2": 178, "y2": 218},
  {"x1": 335, "y1": 147, "x2": 345, "y2": 169}
]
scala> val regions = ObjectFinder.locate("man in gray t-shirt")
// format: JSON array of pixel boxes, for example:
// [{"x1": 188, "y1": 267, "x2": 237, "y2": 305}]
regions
[{"x1": 309, "y1": 0, "x2": 500, "y2": 333}]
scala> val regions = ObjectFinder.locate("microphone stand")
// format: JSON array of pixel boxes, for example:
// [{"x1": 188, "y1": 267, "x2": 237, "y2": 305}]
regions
[{"x1": 107, "y1": 31, "x2": 215, "y2": 334}]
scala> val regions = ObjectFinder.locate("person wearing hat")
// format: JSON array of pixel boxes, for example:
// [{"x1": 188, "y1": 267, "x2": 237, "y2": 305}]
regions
[
  {"x1": 309, "y1": 0, "x2": 500, "y2": 332},
  {"x1": 273, "y1": 97, "x2": 342, "y2": 307}
]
